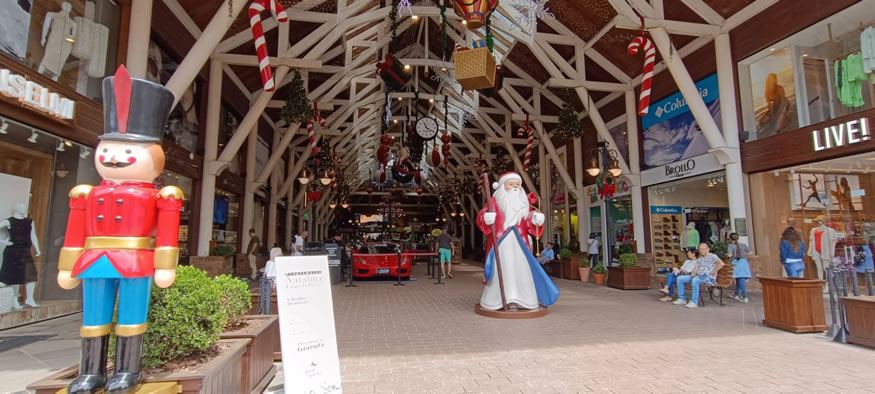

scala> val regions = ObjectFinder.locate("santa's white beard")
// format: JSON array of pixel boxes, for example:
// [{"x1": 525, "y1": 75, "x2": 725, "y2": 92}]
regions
[{"x1": 494, "y1": 187, "x2": 530, "y2": 231}]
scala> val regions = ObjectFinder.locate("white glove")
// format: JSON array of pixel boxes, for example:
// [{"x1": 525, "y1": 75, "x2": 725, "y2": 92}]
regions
[
  {"x1": 532, "y1": 212, "x2": 545, "y2": 226},
  {"x1": 483, "y1": 212, "x2": 497, "y2": 225}
]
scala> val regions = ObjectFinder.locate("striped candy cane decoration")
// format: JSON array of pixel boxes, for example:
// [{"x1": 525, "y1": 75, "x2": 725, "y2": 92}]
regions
[
  {"x1": 627, "y1": 33, "x2": 656, "y2": 116},
  {"x1": 307, "y1": 120, "x2": 317, "y2": 155},
  {"x1": 519, "y1": 115, "x2": 533, "y2": 171},
  {"x1": 249, "y1": 0, "x2": 288, "y2": 92}
]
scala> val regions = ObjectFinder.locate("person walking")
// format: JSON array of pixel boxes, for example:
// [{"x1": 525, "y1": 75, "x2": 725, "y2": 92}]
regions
[
  {"x1": 727, "y1": 233, "x2": 752, "y2": 302},
  {"x1": 437, "y1": 228, "x2": 454, "y2": 279},
  {"x1": 259, "y1": 247, "x2": 282, "y2": 314},
  {"x1": 587, "y1": 233, "x2": 600, "y2": 268},
  {"x1": 780, "y1": 227, "x2": 806, "y2": 278},
  {"x1": 292, "y1": 230, "x2": 308, "y2": 256},
  {"x1": 246, "y1": 228, "x2": 261, "y2": 280}
]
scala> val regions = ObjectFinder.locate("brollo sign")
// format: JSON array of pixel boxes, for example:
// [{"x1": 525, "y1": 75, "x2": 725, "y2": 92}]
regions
[
  {"x1": 0, "y1": 69, "x2": 76, "y2": 120},
  {"x1": 812, "y1": 117, "x2": 871, "y2": 151},
  {"x1": 641, "y1": 153, "x2": 723, "y2": 187}
]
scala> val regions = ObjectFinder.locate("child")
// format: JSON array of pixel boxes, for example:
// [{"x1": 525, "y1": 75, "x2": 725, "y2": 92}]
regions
[
  {"x1": 258, "y1": 247, "x2": 283, "y2": 314},
  {"x1": 659, "y1": 248, "x2": 699, "y2": 302},
  {"x1": 727, "y1": 233, "x2": 751, "y2": 303}
]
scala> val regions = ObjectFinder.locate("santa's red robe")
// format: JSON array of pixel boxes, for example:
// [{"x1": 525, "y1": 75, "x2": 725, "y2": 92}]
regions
[{"x1": 477, "y1": 197, "x2": 543, "y2": 253}]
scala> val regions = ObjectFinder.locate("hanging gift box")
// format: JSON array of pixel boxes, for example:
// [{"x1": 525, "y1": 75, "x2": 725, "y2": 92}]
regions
[
  {"x1": 454, "y1": 45, "x2": 496, "y2": 90},
  {"x1": 452, "y1": 0, "x2": 499, "y2": 30},
  {"x1": 376, "y1": 53, "x2": 410, "y2": 91}
]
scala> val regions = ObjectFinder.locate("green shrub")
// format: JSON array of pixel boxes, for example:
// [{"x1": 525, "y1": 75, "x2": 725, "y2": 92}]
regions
[
  {"x1": 592, "y1": 264, "x2": 606, "y2": 274},
  {"x1": 213, "y1": 274, "x2": 252, "y2": 328},
  {"x1": 577, "y1": 258, "x2": 590, "y2": 267},
  {"x1": 619, "y1": 253, "x2": 638, "y2": 268},
  {"x1": 709, "y1": 241, "x2": 728, "y2": 258},
  {"x1": 209, "y1": 245, "x2": 235, "y2": 257},
  {"x1": 558, "y1": 248, "x2": 573, "y2": 259},
  {"x1": 141, "y1": 266, "x2": 227, "y2": 368}
]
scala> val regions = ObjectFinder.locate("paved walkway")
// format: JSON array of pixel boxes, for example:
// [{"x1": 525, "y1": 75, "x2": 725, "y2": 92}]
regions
[{"x1": 3, "y1": 262, "x2": 874, "y2": 393}]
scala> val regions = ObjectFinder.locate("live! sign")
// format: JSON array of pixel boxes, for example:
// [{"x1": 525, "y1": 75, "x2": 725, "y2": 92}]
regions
[{"x1": 812, "y1": 117, "x2": 871, "y2": 152}]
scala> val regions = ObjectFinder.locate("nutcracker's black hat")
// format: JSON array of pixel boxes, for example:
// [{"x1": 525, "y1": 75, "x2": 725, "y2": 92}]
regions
[{"x1": 100, "y1": 66, "x2": 175, "y2": 144}]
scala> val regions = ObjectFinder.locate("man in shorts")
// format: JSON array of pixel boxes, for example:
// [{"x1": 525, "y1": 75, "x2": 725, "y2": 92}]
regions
[{"x1": 437, "y1": 228, "x2": 454, "y2": 279}]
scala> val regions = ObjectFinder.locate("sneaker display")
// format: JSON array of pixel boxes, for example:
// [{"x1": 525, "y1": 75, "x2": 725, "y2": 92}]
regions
[
  {"x1": 672, "y1": 298, "x2": 687, "y2": 305},
  {"x1": 685, "y1": 302, "x2": 698, "y2": 308}
]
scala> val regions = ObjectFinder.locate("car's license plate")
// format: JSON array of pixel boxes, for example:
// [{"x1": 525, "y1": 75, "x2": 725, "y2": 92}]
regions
[{"x1": 377, "y1": 269, "x2": 390, "y2": 274}]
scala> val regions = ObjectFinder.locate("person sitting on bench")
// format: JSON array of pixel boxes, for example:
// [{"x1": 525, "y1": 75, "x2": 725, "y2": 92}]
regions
[
  {"x1": 659, "y1": 248, "x2": 699, "y2": 302},
  {"x1": 537, "y1": 242, "x2": 555, "y2": 267},
  {"x1": 673, "y1": 242, "x2": 725, "y2": 308}
]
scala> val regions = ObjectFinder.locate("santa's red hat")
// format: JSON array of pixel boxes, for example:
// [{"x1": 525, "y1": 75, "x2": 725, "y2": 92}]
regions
[{"x1": 492, "y1": 172, "x2": 522, "y2": 190}]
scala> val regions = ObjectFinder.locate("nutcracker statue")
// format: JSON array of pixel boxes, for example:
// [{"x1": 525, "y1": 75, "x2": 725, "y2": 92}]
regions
[{"x1": 58, "y1": 66, "x2": 181, "y2": 394}]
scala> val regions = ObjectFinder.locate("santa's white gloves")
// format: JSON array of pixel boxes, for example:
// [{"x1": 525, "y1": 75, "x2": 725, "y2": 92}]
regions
[
  {"x1": 483, "y1": 212, "x2": 497, "y2": 225},
  {"x1": 532, "y1": 212, "x2": 545, "y2": 226}
]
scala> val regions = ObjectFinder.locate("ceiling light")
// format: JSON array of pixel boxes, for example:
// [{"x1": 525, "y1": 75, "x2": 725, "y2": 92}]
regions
[
  {"x1": 27, "y1": 130, "x2": 38, "y2": 143},
  {"x1": 320, "y1": 171, "x2": 332, "y2": 185},
  {"x1": 329, "y1": 201, "x2": 337, "y2": 209},
  {"x1": 404, "y1": 64, "x2": 411, "y2": 71},
  {"x1": 64, "y1": 140, "x2": 72, "y2": 147},
  {"x1": 460, "y1": 211, "x2": 465, "y2": 216},
  {"x1": 450, "y1": 211, "x2": 457, "y2": 217},
  {"x1": 342, "y1": 202, "x2": 349, "y2": 209},
  {"x1": 440, "y1": 67, "x2": 448, "y2": 72},
  {"x1": 80, "y1": 148, "x2": 91, "y2": 159},
  {"x1": 393, "y1": 119, "x2": 398, "y2": 124},
  {"x1": 398, "y1": 97, "x2": 403, "y2": 101},
  {"x1": 586, "y1": 158, "x2": 600, "y2": 176},
  {"x1": 0, "y1": 121, "x2": 7, "y2": 134},
  {"x1": 411, "y1": 15, "x2": 419, "y2": 21},
  {"x1": 803, "y1": 53, "x2": 809, "y2": 57},
  {"x1": 770, "y1": 48, "x2": 776, "y2": 51},
  {"x1": 608, "y1": 159, "x2": 622, "y2": 177},
  {"x1": 461, "y1": 20, "x2": 467, "y2": 26},
  {"x1": 429, "y1": 98, "x2": 434, "y2": 103},
  {"x1": 56, "y1": 141, "x2": 65, "y2": 151},
  {"x1": 298, "y1": 169, "x2": 311, "y2": 185}
]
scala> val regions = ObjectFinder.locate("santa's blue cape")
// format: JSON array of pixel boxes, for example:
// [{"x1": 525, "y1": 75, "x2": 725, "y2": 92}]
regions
[{"x1": 484, "y1": 227, "x2": 560, "y2": 307}]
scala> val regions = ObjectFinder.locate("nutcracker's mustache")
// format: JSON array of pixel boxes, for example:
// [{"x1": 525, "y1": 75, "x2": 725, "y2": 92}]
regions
[{"x1": 100, "y1": 161, "x2": 133, "y2": 168}]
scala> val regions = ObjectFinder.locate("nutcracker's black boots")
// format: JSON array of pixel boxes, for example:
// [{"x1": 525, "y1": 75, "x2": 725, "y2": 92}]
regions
[
  {"x1": 68, "y1": 335, "x2": 109, "y2": 394},
  {"x1": 106, "y1": 334, "x2": 144, "y2": 393}
]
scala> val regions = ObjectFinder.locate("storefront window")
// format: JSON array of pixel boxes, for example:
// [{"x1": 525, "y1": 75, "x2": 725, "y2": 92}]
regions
[
  {"x1": 749, "y1": 152, "x2": 875, "y2": 279},
  {"x1": 212, "y1": 189, "x2": 239, "y2": 254},
  {"x1": 0, "y1": 0, "x2": 121, "y2": 101},
  {"x1": 147, "y1": 41, "x2": 200, "y2": 152},
  {"x1": 0, "y1": 115, "x2": 101, "y2": 313},
  {"x1": 154, "y1": 171, "x2": 193, "y2": 259},
  {"x1": 738, "y1": 2, "x2": 875, "y2": 142}
]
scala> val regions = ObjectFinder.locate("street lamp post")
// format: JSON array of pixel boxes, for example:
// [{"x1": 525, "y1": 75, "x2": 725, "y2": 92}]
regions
[{"x1": 586, "y1": 141, "x2": 623, "y2": 267}]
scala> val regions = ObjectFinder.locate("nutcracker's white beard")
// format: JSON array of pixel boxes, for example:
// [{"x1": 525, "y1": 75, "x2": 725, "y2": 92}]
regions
[{"x1": 494, "y1": 186, "x2": 529, "y2": 231}]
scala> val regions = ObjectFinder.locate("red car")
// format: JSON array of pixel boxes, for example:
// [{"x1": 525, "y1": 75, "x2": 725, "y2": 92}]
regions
[{"x1": 353, "y1": 244, "x2": 412, "y2": 279}]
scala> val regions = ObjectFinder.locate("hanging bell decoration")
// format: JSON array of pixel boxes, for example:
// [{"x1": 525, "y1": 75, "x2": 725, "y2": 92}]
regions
[{"x1": 452, "y1": 0, "x2": 499, "y2": 30}]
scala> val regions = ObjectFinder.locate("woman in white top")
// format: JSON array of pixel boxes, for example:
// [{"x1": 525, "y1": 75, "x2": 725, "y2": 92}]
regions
[
  {"x1": 258, "y1": 247, "x2": 283, "y2": 314},
  {"x1": 587, "y1": 233, "x2": 600, "y2": 268}
]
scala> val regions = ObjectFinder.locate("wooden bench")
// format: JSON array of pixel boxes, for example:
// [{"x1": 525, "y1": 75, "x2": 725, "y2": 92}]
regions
[{"x1": 683, "y1": 263, "x2": 735, "y2": 306}]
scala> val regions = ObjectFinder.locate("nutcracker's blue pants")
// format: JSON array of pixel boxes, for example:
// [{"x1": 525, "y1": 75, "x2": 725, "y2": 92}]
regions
[{"x1": 76, "y1": 255, "x2": 152, "y2": 327}]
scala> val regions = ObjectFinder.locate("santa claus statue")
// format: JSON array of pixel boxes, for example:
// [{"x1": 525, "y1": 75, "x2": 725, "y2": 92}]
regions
[{"x1": 477, "y1": 172, "x2": 559, "y2": 312}]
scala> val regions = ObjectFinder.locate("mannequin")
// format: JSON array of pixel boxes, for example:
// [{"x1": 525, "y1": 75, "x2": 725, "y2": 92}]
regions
[
  {"x1": 808, "y1": 215, "x2": 837, "y2": 281},
  {"x1": 38, "y1": 2, "x2": 77, "y2": 81},
  {"x1": 720, "y1": 219, "x2": 732, "y2": 241},
  {"x1": 0, "y1": 203, "x2": 42, "y2": 309},
  {"x1": 681, "y1": 222, "x2": 700, "y2": 250}
]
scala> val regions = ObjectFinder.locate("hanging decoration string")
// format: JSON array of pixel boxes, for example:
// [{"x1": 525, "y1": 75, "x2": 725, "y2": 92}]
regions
[
  {"x1": 485, "y1": 12, "x2": 494, "y2": 53},
  {"x1": 389, "y1": 0, "x2": 400, "y2": 54},
  {"x1": 440, "y1": 0, "x2": 448, "y2": 61}
]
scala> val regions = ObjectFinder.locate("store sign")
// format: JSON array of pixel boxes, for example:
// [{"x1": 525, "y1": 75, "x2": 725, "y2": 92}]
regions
[
  {"x1": 651, "y1": 206, "x2": 682, "y2": 215},
  {"x1": 0, "y1": 69, "x2": 75, "y2": 120},
  {"x1": 641, "y1": 153, "x2": 723, "y2": 186},
  {"x1": 275, "y1": 256, "x2": 342, "y2": 393},
  {"x1": 812, "y1": 117, "x2": 871, "y2": 151}
]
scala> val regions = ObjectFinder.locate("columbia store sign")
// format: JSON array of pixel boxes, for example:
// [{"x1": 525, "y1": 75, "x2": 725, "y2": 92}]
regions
[
  {"x1": 641, "y1": 153, "x2": 723, "y2": 186},
  {"x1": 0, "y1": 69, "x2": 76, "y2": 120},
  {"x1": 642, "y1": 73, "x2": 718, "y2": 129}
]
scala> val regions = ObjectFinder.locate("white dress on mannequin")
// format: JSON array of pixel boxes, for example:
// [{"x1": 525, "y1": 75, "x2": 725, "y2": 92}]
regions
[{"x1": 39, "y1": 2, "x2": 77, "y2": 80}]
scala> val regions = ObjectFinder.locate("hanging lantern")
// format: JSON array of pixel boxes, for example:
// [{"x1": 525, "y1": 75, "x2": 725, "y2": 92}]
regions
[{"x1": 452, "y1": 0, "x2": 499, "y2": 30}]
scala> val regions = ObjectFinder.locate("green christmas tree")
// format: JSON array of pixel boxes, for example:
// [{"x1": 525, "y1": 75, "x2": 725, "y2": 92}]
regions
[
  {"x1": 556, "y1": 91, "x2": 583, "y2": 139},
  {"x1": 281, "y1": 70, "x2": 311, "y2": 125}
]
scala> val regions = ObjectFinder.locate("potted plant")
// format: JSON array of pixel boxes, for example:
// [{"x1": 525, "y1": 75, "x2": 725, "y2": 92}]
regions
[
  {"x1": 607, "y1": 253, "x2": 651, "y2": 290},
  {"x1": 190, "y1": 245, "x2": 235, "y2": 278},
  {"x1": 592, "y1": 264, "x2": 607, "y2": 285},
  {"x1": 558, "y1": 248, "x2": 579, "y2": 280},
  {"x1": 577, "y1": 258, "x2": 591, "y2": 282},
  {"x1": 29, "y1": 266, "x2": 250, "y2": 394},
  {"x1": 217, "y1": 275, "x2": 279, "y2": 394}
]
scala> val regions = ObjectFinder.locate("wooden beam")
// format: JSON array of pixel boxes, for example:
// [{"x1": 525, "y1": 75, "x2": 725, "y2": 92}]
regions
[{"x1": 212, "y1": 53, "x2": 323, "y2": 69}]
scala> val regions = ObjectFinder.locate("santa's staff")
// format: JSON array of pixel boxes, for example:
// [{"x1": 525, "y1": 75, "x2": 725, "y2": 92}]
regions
[{"x1": 480, "y1": 173, "x2": 508, "y2": 311}]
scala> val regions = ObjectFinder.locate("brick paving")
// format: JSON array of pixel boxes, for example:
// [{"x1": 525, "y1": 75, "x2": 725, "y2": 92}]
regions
[{"x1": 3, "y1": 261, "x2": 875, "y2": 393}]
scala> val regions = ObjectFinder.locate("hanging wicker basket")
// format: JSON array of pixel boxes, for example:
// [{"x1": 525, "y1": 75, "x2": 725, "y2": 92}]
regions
[{"x1": 453, "y1": 46, "x2": 496, "y2": 90}]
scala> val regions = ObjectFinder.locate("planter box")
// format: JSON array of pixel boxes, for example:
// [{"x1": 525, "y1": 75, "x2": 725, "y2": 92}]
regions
[
  {"x1": 220, "y1": 316, "x2": 279, "y2": 394},
  {"x1": 28, "y1": 338, "x2": 248, "y2": 394},
  {"x1": 844, "y1": 296, "x2": 875, "y2": 349},
  {"x1": 760, "y1": 277, "x2": 827, "y2": 333},
  {"x1": 190, "y1": 256, "x2": 232, "y2": 278},
  {"x1": 564, "y1": 259, "x2": 581, "y2": 280},
  {"x1": 606, "y1": 267, "x2": 651, "y2": 290}
]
